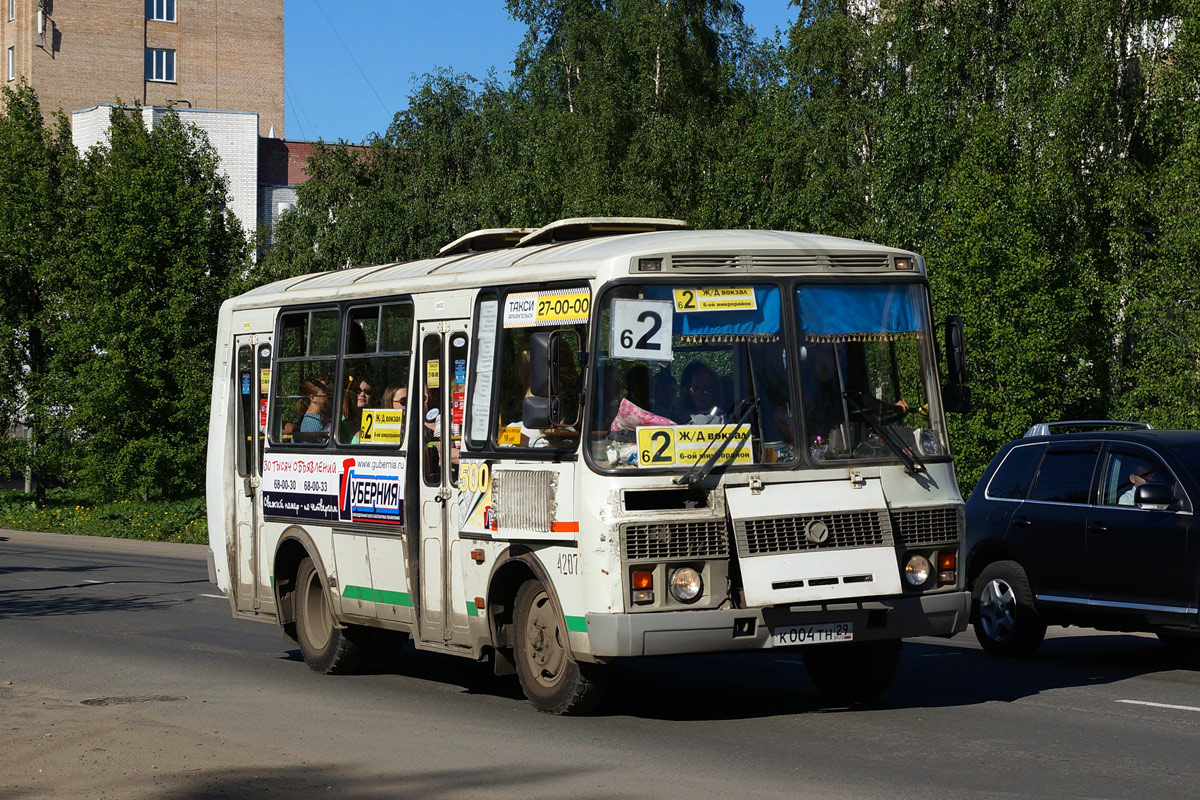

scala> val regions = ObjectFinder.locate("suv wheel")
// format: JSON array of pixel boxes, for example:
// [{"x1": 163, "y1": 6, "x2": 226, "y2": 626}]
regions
[{"x1": 972, "y1": 560, "x2": 1046, "y2": 657}]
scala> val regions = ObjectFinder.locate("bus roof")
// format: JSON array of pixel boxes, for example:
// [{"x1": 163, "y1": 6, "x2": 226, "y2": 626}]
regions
[{"x1": 235, "y1": 227, "x2": 918, "y2": 310}]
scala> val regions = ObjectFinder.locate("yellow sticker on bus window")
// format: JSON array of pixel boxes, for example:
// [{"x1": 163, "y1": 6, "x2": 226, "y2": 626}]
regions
[
  {"x1": 673, "y1": 287, "x2": 758, "y2": 312},
  {"x1": 497, "y1": 426, "x2": 523, "y2": 445},
  {"x1": 636, "y1": 424, "x2": 753, "y2": 467},
  {"x1": 259, "y1": 368, "x2": 271, "y2": 395},
  {"x1": 426, "y1": 359, "x2": 440, "y2": 389},
  {"x1": 359, "y1": 409, "x2": 404, "y2": 444}
]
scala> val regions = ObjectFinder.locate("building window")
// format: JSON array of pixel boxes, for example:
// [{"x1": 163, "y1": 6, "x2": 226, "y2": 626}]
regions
[
  {"x1": 146, "y1": 0, "x2": 177, "y2": 22},
  {"x1": 145, "y1": 48, "x2": 176, "y2": 82},
  {"x1": 6, "y1": 47, "x2": 13, "y2": 82}
]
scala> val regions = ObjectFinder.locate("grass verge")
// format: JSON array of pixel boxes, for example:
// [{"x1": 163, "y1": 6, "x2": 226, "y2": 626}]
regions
[{"x1": 0, "y1": 489, "x2": 207, "y2": 544}]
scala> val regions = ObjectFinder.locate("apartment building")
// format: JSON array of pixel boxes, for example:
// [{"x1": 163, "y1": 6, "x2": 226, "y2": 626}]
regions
[{"x1": 2, "y1": 0, "x2": 283, "y2": 137}]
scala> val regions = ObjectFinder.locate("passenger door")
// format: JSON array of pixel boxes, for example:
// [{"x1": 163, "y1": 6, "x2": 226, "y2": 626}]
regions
[
  {"x1": 1009, "y1": 443, "x2": 1098, "y2": 603},
  {"x1": 414, "y1": 320, "x2": 473, "y2": 646},
  {"x1": 232, "y1": 334, "x2": 272, "y2": 612},
  {"x1": 1088, "y1": 444, "x2": 1190, "y2": 611}
]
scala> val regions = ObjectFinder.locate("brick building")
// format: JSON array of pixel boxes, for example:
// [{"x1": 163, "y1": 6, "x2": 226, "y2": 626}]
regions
[{"x1": 2, "y1": 0, "x2": 283, "y2": 137}]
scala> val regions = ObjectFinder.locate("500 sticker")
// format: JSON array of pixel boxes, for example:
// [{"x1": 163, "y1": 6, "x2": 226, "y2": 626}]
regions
[{"x1": 457, "y1": 461, "x2": 491, "y2": 494}]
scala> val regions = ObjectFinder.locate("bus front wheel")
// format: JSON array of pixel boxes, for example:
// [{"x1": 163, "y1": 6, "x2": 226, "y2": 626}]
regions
[
  {"x1": 512, "y1": 579, "x2": 607, "y2": 715},
  {"x1": 295, "y1": 556, "x2": 366, "y2": 675},
  {"x1": 803, "y1": 639, "x2": 902, "y2": 704}
]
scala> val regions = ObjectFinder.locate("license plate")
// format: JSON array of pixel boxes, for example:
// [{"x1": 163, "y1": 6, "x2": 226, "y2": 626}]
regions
[{"x1": 769, "y1": 622, "x2": 853, "y2": 647}]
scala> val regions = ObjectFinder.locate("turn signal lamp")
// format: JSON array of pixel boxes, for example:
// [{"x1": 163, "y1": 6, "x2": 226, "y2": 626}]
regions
[
  {"x1": 632, "y1": 570, "x2": 654, "y2": 604},
  {"x1": 637, "y1": 257, "x2": 663, "y2": 272},
  {"x1": 937, "y1": 551, "x2": 957, "y2": 584},
  {"x1": 894, "y1": 257, "x2": 914, "y2": 271}
]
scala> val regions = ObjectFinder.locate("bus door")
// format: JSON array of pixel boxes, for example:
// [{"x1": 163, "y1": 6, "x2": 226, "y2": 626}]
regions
[
  {"x1": 415, "y1": 320, "x2": 472, "y2": 646},
  {"x1": 232, "y1": 334, "x2": 272, "y2": 612}
]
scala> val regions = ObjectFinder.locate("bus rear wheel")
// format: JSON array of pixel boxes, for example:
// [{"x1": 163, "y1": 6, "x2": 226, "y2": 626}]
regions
[
  {"x1": 803, "y1": 639, "x2": 902, "y2": 704},
  {"x1": 295, "y1": 557, "x2": 366, "y2": 675},
  {"x1": 512, "y1": 579, "x2": 607, "y2": 715}
]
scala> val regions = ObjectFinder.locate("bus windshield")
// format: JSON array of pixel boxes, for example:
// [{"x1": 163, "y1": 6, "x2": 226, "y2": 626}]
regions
[
  {"x1": 796, "y1": 283, "x2": 946, "y2": 463},
  {"x1": 587, "y1": 281, "x2": 946, "y2": 470}
]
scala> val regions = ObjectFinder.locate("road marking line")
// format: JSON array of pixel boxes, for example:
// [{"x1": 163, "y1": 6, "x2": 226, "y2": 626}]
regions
[
  {"x1": 82, "y1": 579, "x2": 103, "y2": 583},
  {"x1": 200, "y1": 594, "x2": 226, "y2": 600},
  {"x1": 1118, "y1": 699, "x2": 1200, "y2": 713}
]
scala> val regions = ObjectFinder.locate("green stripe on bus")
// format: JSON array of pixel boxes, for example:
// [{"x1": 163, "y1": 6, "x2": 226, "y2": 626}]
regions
[
  {"x1": 565, "y1": 615, "x2": 587, "y2": 633},
  {"x1": 466, "y1": 602, "x2": 479, "y2": 617},
  {"x1": 342, "y1": 585, "x2": 413, "y2": 607}
]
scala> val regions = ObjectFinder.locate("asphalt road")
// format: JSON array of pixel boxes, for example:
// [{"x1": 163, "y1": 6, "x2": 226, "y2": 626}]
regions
[{"x1": 1, "y1": 528, "x2": 1198, "y2": 800}]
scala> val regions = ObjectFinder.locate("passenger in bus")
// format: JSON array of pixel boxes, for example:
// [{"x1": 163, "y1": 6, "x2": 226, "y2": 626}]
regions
[
  {"x1": 340, "y1": 376, "x2": 374, "y2": 443},
  {"x1": 382, "y1": 384, "x2": 407, "y2": 415},
  {"x1": 295, "y1": 377, "x2": 331, "y2": 437},
  {"x1": 608, "y1": 365, "x2": 673, "y2": 436},
  {"x1": 679, "y1": 362, "x2": 725, "y2": 424},
  {"x1": 651, "y1": 367, "x2": 679, "y2": 421}
]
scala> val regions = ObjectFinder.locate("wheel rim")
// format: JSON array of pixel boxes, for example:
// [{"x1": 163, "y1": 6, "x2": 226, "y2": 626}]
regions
[
  {"x1": 978, "y1": 577, "x2": 1018, "y2": 642},
  {"x1": 522, "y1": 589, "x2": 567, "y2": 690},
  {"x1": 299, "y1": 568, "x2": 332, "y2": 650}
]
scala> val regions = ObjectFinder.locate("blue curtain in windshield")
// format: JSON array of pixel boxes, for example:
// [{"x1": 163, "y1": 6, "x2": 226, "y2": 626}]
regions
[
  {"x1": 646, "y1": 285, "x2": 781, "y2": 339},
  {"x1": 796, "y1": 285, "x2": 922, "y2": 342}
]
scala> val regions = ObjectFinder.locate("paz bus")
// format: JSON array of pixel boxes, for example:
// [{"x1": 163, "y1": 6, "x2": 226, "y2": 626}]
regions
[{"x1": 206, "y1": 217, "x2": 972, "y2": 714}]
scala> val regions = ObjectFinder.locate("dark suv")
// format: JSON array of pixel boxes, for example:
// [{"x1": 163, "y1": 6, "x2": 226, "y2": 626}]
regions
[{"x1": 965, "y1": 423, "x2": 1200, "y2": 656}]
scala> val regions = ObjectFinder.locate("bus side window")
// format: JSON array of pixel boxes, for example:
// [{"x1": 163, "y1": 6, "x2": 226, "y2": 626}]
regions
[
  {"x1": 421, "y1": 334, "x2": 442, "y2": 485},
  {"x1": 272, "y1": 309, "x2": 338, "y2": 445},
  {"x1": 337, "y1": 302, "x2": 413, "y2": 447}
]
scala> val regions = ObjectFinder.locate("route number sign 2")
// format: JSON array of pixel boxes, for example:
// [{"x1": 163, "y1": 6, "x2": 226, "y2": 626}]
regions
[{"x1": 611, "y1": 299, "x2": 673, "y2": 361}]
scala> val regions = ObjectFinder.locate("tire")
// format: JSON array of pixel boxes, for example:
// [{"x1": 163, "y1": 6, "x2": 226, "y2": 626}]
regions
[
  {"x1": 512, "y1": 579, "x2": 608, "y2": 715},
  {"x1": 294, "y1": 557, "x2": 367, "y2": 674},
  {"x1": 972, "y1": 560, "x2": 1046, "y2": 657},
  {"x1": 803, "y1": 639, "x2": 902, "y2": 704},
  {"x1": 1157, "y1": 631, "x2": 1200, "y2": 667}
]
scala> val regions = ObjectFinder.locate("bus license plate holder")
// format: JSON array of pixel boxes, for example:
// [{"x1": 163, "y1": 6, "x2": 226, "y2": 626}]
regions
[{"x1": 768, "y1": 622, "x2": 853, "y2": 647}]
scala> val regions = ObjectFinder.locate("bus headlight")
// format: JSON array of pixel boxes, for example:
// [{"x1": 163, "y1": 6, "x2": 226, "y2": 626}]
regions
[
  {"x1": 904, "y1": 555, "x2": 932, "y2": 586},
  {"x1": 669, "y1": 567, "x2": 703, "y2": 603}
]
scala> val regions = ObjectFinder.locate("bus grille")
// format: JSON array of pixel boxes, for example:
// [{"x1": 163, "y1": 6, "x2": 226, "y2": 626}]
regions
[
  {"x1": 891, "y1": 506, "x2": 960, "y2": 546},
  {"x1": 669, "y1": 253, "x2": 893, "y2": 271},
  {"x1": 492, "y1": 469, "x2": 557, "y2": 533},
  {"x1": 622, "y1": 520, "x2": 729, "y2": 561},
  {"x1": 732, "y1": 510, "x2": 890, "y2": 556}
]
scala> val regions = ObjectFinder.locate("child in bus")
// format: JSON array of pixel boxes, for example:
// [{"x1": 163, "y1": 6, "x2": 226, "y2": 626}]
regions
[{"x1": 295, "y1": 377, "x2": 331, "y2": 438}]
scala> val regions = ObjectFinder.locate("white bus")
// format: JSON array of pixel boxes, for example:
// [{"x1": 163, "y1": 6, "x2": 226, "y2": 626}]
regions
[{"x1": 206, "y1": 217, "x2": 972, "y2": 714}]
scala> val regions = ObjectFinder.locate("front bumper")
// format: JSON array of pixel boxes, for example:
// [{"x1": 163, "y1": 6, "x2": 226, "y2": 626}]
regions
[{"x1": 585, "y1": 590, "x2": 969, "y2": 658}]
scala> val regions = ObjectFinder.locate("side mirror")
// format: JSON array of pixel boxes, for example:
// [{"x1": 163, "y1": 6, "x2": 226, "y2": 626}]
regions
[
  {"x1": 1134, "y1": 482, "x2": 1173, "y2": 511},
  {"x1": 941, "y1": 315, "x2": 971, "y2": 413},
  {"x1": 522, "y1": 395, "x2": 559, "y2": 429},
  {"x1": 529, "y1": 331, "x2": 560, "y2": 397},
  {"x1": 525, "y1": 329, "x2": 581, "y2": 429}
]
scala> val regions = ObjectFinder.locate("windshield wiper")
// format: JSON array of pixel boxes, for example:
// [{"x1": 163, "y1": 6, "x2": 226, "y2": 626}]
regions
[
  {"x1": 673, "y1": 397, "x2": 759, "y2": 486},
  {"x1": 842, "y1": 392, "x2": 927, "y2": 476}
]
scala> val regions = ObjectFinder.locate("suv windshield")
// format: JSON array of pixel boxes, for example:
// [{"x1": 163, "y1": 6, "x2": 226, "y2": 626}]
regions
[
  {"x1": 796, "y1": 283, "x2": 945, "y2": 462},
  {"x1": 587, "y1": 281, "x2": 946, "y2": 471}
]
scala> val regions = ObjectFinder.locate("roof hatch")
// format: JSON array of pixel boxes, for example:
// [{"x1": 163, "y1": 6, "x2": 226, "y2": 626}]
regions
[
  {"x1": 437, "y1": 227, "x2": 538, "y2": 257},
  {"x1": 517, "y1": 217, "x2": 690, "y2": 248}
]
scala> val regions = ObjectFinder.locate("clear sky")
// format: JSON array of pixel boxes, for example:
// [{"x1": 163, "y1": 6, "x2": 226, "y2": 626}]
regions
[{"x1": 283, "y1": 0, "x2": 798, "y2": 144}]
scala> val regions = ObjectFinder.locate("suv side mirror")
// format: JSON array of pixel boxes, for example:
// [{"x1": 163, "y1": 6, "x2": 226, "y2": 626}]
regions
[
  {"x1": 941, "y1": 315, "x2": 971, "y2": 413},
  {"x1": 1134, "y1": 482, "x2": 1173, "y2": 511}
]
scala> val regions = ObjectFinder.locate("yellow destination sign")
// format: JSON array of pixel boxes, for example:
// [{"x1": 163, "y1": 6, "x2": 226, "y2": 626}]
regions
[
  {"x1": 673, "y1": 287, "x2": 758, "y2": 312},
  {"x1": 636, "y1": 424, "x2": 753, "y2": 467},
  {"x1": 359, "y1": 409, "x2": 405, "y2": 443}
]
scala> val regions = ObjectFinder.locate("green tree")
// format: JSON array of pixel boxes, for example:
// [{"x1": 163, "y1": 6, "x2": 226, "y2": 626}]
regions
[
  {"x1": 55, "y1": 108, "x2": 247, "y2": 501},
  {"x1": 0, "y1": 83, "x2": 74, "y2": 501}
]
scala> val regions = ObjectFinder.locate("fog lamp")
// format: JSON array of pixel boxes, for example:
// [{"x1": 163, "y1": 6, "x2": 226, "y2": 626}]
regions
[
  {"x1": 669, "y1": 567, "x2": 703, "y2": 603},
  {"x1": 904, "y1": 554, "x2": 932, "y2": 586}
]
